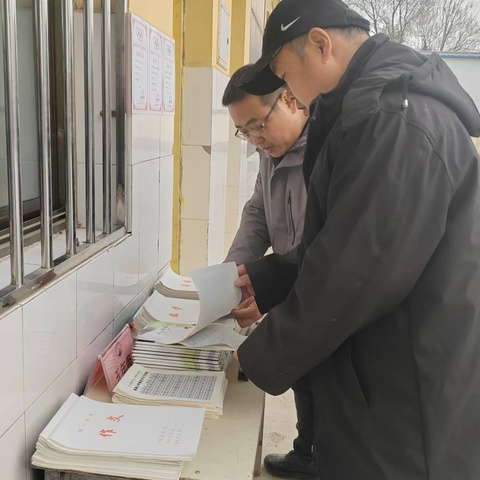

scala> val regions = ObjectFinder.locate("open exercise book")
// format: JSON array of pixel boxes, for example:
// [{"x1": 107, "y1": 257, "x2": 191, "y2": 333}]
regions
[
  {"x1": 134, "y1": 262, "x2": 246, "y2": 351},
  {"x1": 31, "y1": 393, "x2": 205, "y2": 480},
  {"x1": 113, "y1": 364, "x2": 228, "y2": 419}
]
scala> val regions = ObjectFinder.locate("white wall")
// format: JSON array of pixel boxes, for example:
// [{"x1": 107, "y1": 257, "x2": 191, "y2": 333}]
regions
[
  {"x1": 0, "y1": 14, "x2": 174, "y2": 480},
  {"x1": 180, "y1": 66, "x2": 230, "y2": 274},
  {"x1": 442, "y1": 56, "x2": 480, "y2": 110}
]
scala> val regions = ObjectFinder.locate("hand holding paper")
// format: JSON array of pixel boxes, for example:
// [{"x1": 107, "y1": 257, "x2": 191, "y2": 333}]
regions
[{"x1": 231, "y1": 297, "x2": 262, "y2": 328}]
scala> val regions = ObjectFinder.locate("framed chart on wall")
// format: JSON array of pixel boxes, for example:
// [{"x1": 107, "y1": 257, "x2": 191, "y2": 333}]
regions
[{"x1": 129, "y1": 14, "x2": 176, "y2": 115}]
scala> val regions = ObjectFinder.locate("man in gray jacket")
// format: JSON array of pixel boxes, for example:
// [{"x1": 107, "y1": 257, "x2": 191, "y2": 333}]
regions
[{"x1": 223, "y1": 65, "x2": 317, "y2": 480}]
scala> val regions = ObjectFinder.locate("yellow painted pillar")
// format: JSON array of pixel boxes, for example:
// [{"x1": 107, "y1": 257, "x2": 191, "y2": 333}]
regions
[
  {"x1": 171, "y1": 0, "x2": 185, "y2": 272},
  {"x1": 128, "y1": 0, "x2": 174, "y2": 36}
]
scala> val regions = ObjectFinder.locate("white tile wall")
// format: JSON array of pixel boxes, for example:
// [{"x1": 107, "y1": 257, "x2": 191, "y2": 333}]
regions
[
  {"x1": 208, "y1": 141, "x2": 228, "y2": 264},
  {"x1": 181, "y1": 145, "x2": 211, "y2": 221},
  {"x1": 182, "y1": 67, "x2": 213, "y2": 146},
  {"x1": 23, "y1": 272, "x2": 77, "y2": 410},
  {"x1": 131, "y1": 114, "x2": 161, "y2": 164},
  {"x1": 76, "y1": 324, "x2": 113, "y2": 393},
  {"x1": 159, "y1": 155, "x2": 174, "y2": 270},
  {"x1": 114, "y1": 234, "x2": 140, "y2": 317},
  {"x1": 25, "y1": 363, "x2": 77, "y2": 480},
  {"x1": 0, "y1": 307, "x2": 24, "y2": 437},
  {"x1": 0, "y1": 416, "x2": 27, "y2": 480},
  {"x1": 160, "y1": 116, "x2": 175, "y2": 158},
  {"x1": 180, "y1": 66, "x2": 232, "y2": 269},
  {"x1": 137, "y1": 159, "x2": 160, "y2": 292},
  {"x1": 130, "y1": 163, "x2": 141, "y2": 235},
  {"x1": 76, "y1": 249, "x2": 114, "y2": 354},
  {"x1": 0, "y1": 10, "x2": 174, "y2": 480}
]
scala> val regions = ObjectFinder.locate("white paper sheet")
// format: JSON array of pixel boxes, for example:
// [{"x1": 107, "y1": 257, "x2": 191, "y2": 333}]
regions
[
  {"x1": 190, "y1": 262, "x2": 241, "y2": 330},
  {"x1": 142, "y1": 263, "x2": 241, "y2": 344},
  {"x1": 180, "y1": 324, "x2": 246, "y2": 350},
  {"x1": 115, "y1": 365, "x2": 225, "y2": 404},
  {"x1": 143, "y1": 292, "x2": 200, "y2": 325},
  {"x1": 40, "y1": 393, "x2": 204, "y2": 459},
  {"x1": 159, "y1": 266, "x2": 197, "y2": 292}
]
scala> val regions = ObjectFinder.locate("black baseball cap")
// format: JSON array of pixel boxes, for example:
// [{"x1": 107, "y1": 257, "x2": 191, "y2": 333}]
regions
[{"x1": 236, "y1": 0, "x2": 370, "y2": 95}]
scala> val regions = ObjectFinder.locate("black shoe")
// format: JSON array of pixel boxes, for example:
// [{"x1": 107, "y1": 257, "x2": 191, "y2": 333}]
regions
[{"x1": 263, "y1": 450, "x2": 318, "y2": 480}]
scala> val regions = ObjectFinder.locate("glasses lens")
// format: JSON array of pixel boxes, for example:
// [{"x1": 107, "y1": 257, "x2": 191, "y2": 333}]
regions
[{"x1": 235, "y1": 131, "x2": 248, "y2": 141}]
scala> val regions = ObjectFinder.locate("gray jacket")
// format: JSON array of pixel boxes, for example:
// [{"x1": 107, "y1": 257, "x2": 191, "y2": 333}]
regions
[{"x1": 225, "y1": 131, "x2": 307, "y2": 264}]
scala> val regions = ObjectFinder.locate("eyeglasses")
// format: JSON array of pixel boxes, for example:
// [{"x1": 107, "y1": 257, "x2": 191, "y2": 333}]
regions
[{"x1": 235, "y1": 94, "x2": 282, "y2": 141}]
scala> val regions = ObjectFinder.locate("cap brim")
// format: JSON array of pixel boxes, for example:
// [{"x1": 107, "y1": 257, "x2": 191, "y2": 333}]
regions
[{"x1": 235, "y1": 47, "x2": 285, "y2": 95}]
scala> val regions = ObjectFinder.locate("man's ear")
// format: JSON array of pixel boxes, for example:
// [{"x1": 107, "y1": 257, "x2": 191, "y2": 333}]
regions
[
  {"x1": 308, "y1": 27, "x2": 332, "y2": 63},
  {"x1": 282, "y1": 89, "x2": 298, "y2": 113}
]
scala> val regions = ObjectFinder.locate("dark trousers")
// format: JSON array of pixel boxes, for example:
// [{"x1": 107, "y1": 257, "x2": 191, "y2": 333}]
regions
[{"x1": 292, "y1": 376, "x2": 315, "y2": 462}]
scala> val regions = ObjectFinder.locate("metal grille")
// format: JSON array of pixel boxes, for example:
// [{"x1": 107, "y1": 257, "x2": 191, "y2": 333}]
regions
[{"x1": 0, "y1": 0, "x2": 127, "y2": 312}]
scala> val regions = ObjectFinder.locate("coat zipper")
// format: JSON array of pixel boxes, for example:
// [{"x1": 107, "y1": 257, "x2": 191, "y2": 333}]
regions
[{"x1": 288, "y1": 190, "x2": 296, "y2": 246}]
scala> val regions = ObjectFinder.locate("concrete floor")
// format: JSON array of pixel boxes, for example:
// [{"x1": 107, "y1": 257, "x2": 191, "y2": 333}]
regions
[{"x1": 257, "y1": 390, "x2": 298, "y2": 479}]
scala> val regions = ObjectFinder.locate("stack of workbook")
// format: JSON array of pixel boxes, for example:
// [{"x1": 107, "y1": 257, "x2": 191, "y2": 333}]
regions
[
  {"x1": 112, "y1": 364, "x2": 228, "y2": 419},
  {"x1": 31, "y1": 393, "x2": 205, "y2": 480},
  {"x1": 132, "y1": 263, "x2": 246, "y2": 374},
  {"x1": 132, "y1": 340, "x2": 230, "y2": 372},
  {"x1": 133, "y1": 262, "x2": 246, "y2": 351},
  {"x1": 155, "y1": 264, "x2": 199, "y2": 300},
  {"x1": 113, "y1": 263, "x2": 244, "y2": 419}
]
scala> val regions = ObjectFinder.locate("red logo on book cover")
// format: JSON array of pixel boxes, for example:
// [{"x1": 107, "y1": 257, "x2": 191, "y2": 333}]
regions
[{"x1": 107, "y1": 415, "x2": 124, "y2": 423}]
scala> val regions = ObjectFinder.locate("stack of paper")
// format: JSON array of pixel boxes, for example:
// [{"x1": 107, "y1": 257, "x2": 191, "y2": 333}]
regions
[
  {"x1": 133, "y1": 340, "x2": 230, "y2": 372},
  {"x1": 133, "y1": 263, "x2": 246, "y2": 350},
  {"x1": 31, "y1": 393, "x2": 205, "y2": 480},
  {"x1": 116, "y1": 263, "x2": 242, "y2": 419},
  {"x1": 112, "y1": 364, "x2": 228, "y2": 419},
  {"x1": 155, "y1": 265, "x2": 199, "y2": 300}
]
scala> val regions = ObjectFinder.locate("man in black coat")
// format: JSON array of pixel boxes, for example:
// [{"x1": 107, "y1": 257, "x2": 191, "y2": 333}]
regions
[{"x1": 231, "y1": 0, "x2": 480, "y2": 479}]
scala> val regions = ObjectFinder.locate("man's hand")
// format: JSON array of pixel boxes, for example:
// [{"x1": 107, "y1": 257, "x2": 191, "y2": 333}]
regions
[
  {"x1": 235, "y1": 264, "x2": 256, "y2": 301},
  {"x1": 232, "y1": 265, "x2": 261, "y2": 327},
  {"x1": 232, "y1": 297, "x2": 262, "y2": 328}
]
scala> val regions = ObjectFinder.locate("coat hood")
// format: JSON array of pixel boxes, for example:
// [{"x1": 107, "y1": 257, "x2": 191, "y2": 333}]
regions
[{"x1": 342, "y1": 34, "x2": 480, "y2": 137}]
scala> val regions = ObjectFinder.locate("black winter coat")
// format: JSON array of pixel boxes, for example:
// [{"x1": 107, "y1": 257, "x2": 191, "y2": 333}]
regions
[{"x1": 238, "y1": 34, "x2": 480, "y2": 480}]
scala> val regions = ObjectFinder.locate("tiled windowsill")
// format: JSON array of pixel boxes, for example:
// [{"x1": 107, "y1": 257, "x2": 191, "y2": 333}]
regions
[{"x1": 0, "y1": 228, "x2": 101, "y2": 293}]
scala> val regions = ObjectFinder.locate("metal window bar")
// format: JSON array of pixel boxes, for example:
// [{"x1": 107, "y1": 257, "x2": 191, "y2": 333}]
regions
[
  {"x1": 34, "y1": 0, "x2": 53, "y2": 269},
  {"x1": 62, "y1": 0, "x2": 76, "y2": 256},
  {"x1": 84, "y1": 0, "x2": 95, "y2": 244},
  {"x1": 1, "y1": 0, "x2": 24, "y2": 286},
  {"x1": 102, "y1": 0, "x2": 112, "y2": 235},
  {"x1": 116, "y1": 0, "x2": 127, "y2": 231},
  {"x1": 0, "y1": 0, "x2": 128, "y2": 314}
]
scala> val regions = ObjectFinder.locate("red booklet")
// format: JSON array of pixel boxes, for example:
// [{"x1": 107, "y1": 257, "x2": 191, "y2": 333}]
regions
[{"x1": 84, "y1": 324, "x2": 134, "y2": 395}]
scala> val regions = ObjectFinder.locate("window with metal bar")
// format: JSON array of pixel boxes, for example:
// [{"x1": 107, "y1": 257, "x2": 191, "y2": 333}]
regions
[{"x1": 0, "y1": 0, "x2": 127, "y2": 314}]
